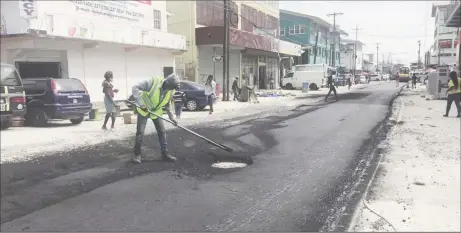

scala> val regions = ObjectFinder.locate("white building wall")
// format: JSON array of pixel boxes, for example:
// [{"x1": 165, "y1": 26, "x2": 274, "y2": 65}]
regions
[{"x1": 1, "y1": 37, "x2": 175, "y2": 103}]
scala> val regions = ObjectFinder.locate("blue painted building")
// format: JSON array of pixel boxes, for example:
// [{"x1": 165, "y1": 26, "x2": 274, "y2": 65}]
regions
[{"x1": 280, "y1": 9, "x2": 348, "y2": 67}]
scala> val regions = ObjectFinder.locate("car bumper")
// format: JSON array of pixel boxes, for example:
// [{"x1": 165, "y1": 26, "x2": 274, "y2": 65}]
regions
[{"x1": 45, "y1": 103, "x2": 92, "y2": 119}]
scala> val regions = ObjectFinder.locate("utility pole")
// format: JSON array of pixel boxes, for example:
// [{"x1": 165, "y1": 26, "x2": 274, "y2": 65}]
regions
[
  {"x1": 327, "y1": 12, "x2": 343, "y2": 67},
  {"x1": 417, "y1": 40, "x2": 421, "y2": 69},
  {"x1": 313, "y1": 21, "x2": 319, "y2": 64},
  {"x1": 376, "y1": 43, "x2": 380, "y2": 73},
  {"x1": 351, "y1": 25, "x2": 362, "y2": 77},
  {"x1": 222, "y1": 0, "x2": 230, "y2": 101}
]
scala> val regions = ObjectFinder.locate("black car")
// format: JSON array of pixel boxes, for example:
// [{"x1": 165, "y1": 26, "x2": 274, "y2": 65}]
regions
[
  {"x1": 22, "y1": 78, "x2": 92, "y2": 126},
  {"x1": 180, "y1": 81, "x2": 217, "y2": 111},
  {"x1": 126, "y1": 80, "x2": 216, "y2": 111}
]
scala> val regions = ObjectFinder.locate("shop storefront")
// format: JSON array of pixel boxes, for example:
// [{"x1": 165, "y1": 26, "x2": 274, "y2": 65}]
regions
[{"x1": 0, "y1": 0, "x2": 186, "y2": 103}]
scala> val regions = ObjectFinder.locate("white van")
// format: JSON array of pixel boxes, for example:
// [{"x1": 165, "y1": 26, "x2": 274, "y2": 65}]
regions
[{"x1": 282, "y1": 64, "x2": 336, "y2": 90}]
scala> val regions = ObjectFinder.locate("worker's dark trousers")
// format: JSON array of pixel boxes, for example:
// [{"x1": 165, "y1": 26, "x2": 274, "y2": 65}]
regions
[
  {"x1": 446, "y1": 93, "x2": 461, "y2": 116},
  {"x1": 325, "y1": 85, "x2": 338, "y2": 100},
  {"x1": 134, "y1": 114, "x2": 167, "y2": 156},
  {"x1": 233, "y1": 89, "x2": 239, "y2": 100}
]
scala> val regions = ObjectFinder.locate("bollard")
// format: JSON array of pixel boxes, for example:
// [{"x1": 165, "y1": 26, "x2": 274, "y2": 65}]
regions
[
  {"x1": 115, "y1": 105, "x2": 121, "y2": 117},
  {"x1": 302, "y1": 82, "x2": 310, "y2": 93},
  {"x1": 89, "y1": 109, "x2": 99, "y2": 121}
]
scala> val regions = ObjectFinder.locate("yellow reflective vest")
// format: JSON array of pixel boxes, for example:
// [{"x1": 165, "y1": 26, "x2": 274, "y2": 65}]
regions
[{"x1": 136, "y1": 77, "x2": 173, "y2": 119}]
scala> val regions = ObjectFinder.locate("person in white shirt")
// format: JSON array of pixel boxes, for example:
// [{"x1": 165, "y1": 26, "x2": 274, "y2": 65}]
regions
[{"x1": 204, "y1": 75, "x2": 216, "y2": 115}]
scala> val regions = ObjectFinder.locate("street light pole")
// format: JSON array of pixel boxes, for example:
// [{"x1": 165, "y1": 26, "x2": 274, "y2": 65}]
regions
[
  {"x1": 376, "y1": 43, "x2": 380, "y2": 72},
  {"x1": 327, "y1": 12, "x2": 343, "y2": 67},
  {"x1": 351, "y1": 25, "x2": 362, "y2": 77}
]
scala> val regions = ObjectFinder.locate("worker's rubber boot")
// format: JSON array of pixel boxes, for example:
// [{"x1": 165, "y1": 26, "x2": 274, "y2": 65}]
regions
[
  {"x1": 132, "y1": 155, "x2": 142, "y2": 164},
  {"x1": 162, "y1": 152, "x2": 177, "y2": 162}
]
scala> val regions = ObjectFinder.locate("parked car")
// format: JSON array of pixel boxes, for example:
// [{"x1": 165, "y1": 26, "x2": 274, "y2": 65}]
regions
[
  {"x1": 0, "y1": 63, "x2": 27, "y2": 129},
  {"x1": 180, "y1": 81, "x2": 217, "y2": 111},
  {"x1": 125, "y1": 80, "x2": 216, "y2": 112},
  {"x1": 370, "y1": 74, "x2": 381, "y2": 81},
  {"x1": 22, "y1": 78, "x2": 92, "y2": 126}
]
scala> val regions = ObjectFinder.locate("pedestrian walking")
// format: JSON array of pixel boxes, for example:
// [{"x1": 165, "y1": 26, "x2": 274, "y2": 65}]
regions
[
  {"x1": 131, "y1": 73, "x2": 180, "y2": 164},
  {"x1": 204, "y1": 75, "x2": 216, "y2": 114},
  {"x1": 443, "y1": 71, "x2": 461, "y2": 117},
  {"x1": 232, "y1": 76, "x2": 240, "y2": 101},
  {"x1": 269, "y1": 75, "x2": 275, "y2": 89},
  {"x1": 346, "y1": 74, "x2": 352, "y2": 90},
  {"x1": 325, "y1": 74, "x2": 339, "y2": 102},
  {"x1": 101, "y1": 71, "x2": 119, "y2": 130},
  {"x1": 173, "y1": 85, "x2": 186, "y2": 119},
  {"x1": 395, "y1": 72, "x2": 400, "y2": 87},
  {"x1": 411, "y1": 73, "x2": 417, "y2": 89}
]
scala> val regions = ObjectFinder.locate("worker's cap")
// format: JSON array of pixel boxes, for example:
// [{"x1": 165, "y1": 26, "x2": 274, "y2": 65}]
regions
[
  {"x1": 164, "y1": 73, "x2": 181, "y2": 90},
  {"x1": 235, "y1": 76, "x2": 239, "y2": 79}
]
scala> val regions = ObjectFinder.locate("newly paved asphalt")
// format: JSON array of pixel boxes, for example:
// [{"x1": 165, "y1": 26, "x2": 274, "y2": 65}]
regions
[{"x1": 1, "y1": 82, "x2": 401, "y2": 231}]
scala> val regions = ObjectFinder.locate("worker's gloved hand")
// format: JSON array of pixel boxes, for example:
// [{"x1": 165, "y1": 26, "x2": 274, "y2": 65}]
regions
[
  {"x1": 139, "y1": 105, "x2": 148, "y2": 111},
  {"x1": 170, "y1": 118, "x2": 178, "y2": 126}
]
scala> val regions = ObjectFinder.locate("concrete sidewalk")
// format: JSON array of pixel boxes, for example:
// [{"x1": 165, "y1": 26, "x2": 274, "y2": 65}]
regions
[{"x1": 349, "y1": 87, "x2": 460, "y2": 231}]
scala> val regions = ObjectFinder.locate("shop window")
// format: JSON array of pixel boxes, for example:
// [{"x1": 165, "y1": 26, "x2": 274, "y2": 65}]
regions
[
  {"x1": 288, "y1": 25, "x2": 295, "y2": 35},
  {"x1": 153, "y1": 9, "x2": 161, "y2": 29},
  {"x1": 299, "y1": 25, "x2": 306, "y2": 34}
]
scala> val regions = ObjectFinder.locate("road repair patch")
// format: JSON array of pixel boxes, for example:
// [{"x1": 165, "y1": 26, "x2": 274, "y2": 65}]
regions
[{"x1": 211, "y1": 162, "x2": 247, "y2": 169}]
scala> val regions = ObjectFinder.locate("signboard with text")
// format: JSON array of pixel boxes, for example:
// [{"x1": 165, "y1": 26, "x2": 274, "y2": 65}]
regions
[{"x1": 19, "y1": 0, "x2": 38, "y2": 19}]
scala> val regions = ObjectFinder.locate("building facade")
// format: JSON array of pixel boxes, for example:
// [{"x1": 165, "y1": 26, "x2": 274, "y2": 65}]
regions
[
  {"x1": 167, "y1": 0, "x2": 301, "y2": 90},
  {"x1": 279, "y1": 9, "x2": 347, "y2": 67},
  {"x1": 444, "y1": 0, "x2": 460, "y2": 70},
  {"x1": 1, "y1": 0, "x2": 186, "y2": 103},
  {"x1": 339, "y1": 39, "x2": 364, "y2": 73},
  {"x1": 430, "y1": 3, "x2": 459, "y2": 66}
]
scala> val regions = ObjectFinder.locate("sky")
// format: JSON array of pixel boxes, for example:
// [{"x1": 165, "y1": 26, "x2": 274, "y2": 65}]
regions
[{"x1": 280, "y1": 0, "x2": 448, "y2": 65}]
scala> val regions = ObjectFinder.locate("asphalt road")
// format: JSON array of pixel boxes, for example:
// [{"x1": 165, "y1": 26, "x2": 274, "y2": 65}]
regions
[{"x1": 1, "y1": 82, "x2": 401, "y2": 232}]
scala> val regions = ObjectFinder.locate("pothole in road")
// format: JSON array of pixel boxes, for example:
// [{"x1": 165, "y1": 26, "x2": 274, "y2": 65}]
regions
[{"x1": 211, "y1": 162, "x2": 248, "y2": 169}]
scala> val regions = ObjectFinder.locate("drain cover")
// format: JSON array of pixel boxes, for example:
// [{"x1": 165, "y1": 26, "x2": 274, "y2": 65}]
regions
[{"x1": 211, "y1": 162, "x2": 247, "y2": 169}]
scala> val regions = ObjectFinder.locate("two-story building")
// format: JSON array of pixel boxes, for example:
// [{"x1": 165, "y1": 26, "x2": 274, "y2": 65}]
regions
[
  {"x1": 1, "y1": 0, "x2": 186, "y2": 103},
  {"x1": 339, "y1": 39, "x2": 365, "y2": 73},
  {"x1": 429, "y1": 3, "x2": 459, "y2": 66},
  {"x1": 279, "y1": 9, "x2": 347, "y2": 67},
  {"x1": 167, "y1": 0, "x2": 301, "y2": 90}
]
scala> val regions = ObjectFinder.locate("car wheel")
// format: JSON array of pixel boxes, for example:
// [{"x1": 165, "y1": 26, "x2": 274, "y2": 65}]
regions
[
  {"x1": 285, "y1": 83, "x2": 294, "y2": 90},
  {"x1": 70, "y1": 117, "x2": 84, "y2": 125},
  {"x1": 309, "y1": 83, "x2": 318, "y2": 90},
  {"x1": 186, "y1": 100, "x2": 198, "y2": 111},
  {"x1": 26, "y1": 108, "x2": 47, "y2": 127}
]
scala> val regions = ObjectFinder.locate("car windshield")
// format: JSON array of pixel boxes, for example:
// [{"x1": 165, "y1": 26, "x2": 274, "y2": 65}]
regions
[
  {"x1": 1, "y1": 64, "x2": 22, "y2": 86},
  {"x1": 55, "y1": 79, "x2": 86, "y2": 92}
]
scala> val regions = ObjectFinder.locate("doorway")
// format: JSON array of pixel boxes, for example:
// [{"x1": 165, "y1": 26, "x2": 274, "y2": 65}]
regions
[
  {"x1": 163, "y1": 67, "x2": 174, "y2": 79},
  {"x1": 258, "y1": 66, "x2": 266, "y2": 89},
  {"x1": 15, "y1": 62, "x2": 61, "y2": 79}
]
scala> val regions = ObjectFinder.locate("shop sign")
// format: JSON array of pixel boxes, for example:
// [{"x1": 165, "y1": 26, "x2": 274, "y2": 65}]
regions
[
  {"x1": 68, "y1": 1, "x2": 153, "y2": 29},
  {"x1": 19, "y1": 0, "x2": 37, "y2": 19}
]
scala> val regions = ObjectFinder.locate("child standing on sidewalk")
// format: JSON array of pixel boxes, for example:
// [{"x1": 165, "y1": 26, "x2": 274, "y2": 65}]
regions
[{"x1": 173, "y1": 86, "x2": 186, "y2": 119}]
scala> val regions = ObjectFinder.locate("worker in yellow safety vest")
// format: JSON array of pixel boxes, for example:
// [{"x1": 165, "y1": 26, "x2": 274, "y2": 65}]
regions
[{"x1": 131, "y1": 73, "x2": 180, "y2": 164}]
